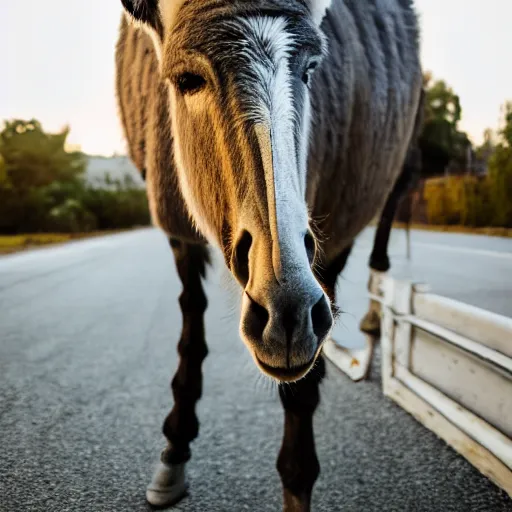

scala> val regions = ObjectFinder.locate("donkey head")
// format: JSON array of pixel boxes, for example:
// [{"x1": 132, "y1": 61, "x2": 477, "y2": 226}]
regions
[{"x1": 121, "y1": 0, "x2": 333, "y2": 381}]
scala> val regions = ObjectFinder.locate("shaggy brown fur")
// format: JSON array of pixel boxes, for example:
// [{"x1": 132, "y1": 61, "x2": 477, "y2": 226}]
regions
[
  {"x1": 116, "y1": 2, "x2": 422, "y2": 265},
  {"x1": 116, "y1": 14, "x2": 204, "y2": 242},
  {"x1": 116, "y1": 2, "x2": 423, "y2": 509}
]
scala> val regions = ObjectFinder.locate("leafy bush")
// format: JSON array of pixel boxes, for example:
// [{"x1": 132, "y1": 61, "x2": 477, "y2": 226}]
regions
[
  {"x1": 487, "y1": 105, "x2": 512, "y2": 227},
  {"x1": 424, "y1": 176, "x2": 494, "y2": 227},
  {"x1": 81, "y1": 186, "x2": 150, "y2": 231},
  {"x1": 0, "y1": 119, "x2": 150, "y2": 234},
  {"x1": 47, "y1": 198, "x2": 98, "y2": 233},
  {"x1": 424, "y1": 177, "x2": 457, "y2": 225}
]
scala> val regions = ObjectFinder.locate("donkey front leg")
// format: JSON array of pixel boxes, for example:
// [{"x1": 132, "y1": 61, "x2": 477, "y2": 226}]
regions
[
  {"x1": 277, "y1": 357, "x2": 326, "y2": 512},
  {"x1": 146, "y1": 239, "x2": 210, "y2": 507}
]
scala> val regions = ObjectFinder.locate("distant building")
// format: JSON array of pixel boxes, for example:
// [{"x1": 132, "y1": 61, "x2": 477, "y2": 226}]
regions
[
  {"x1": 85, "y1": 155, "x2": 145, "y2": 189},
  {"x1": 444, "y1": 143, "x2": 490, "y2": 178}
]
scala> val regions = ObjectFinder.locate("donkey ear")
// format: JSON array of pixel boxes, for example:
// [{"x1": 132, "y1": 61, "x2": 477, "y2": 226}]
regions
[
  {"x1": 121, "y1": 0, "x2": 186, "y2": 34},
  {"x1": 307, "y1": 0, "x2": 332, "y2": 26},
  {"x1": 121, "y1": 0, "x2": 160, "y2": 27}
]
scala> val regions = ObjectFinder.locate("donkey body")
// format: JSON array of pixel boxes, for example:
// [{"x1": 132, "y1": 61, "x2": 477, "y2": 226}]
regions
[{"x1": 116, "y1": 0, "x2": 422, "y2": 509}]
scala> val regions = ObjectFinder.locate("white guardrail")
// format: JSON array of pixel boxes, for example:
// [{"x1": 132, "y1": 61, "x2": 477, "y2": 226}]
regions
[{"x1": 326, "y1": 274, "x2": 512, "y2": 497}]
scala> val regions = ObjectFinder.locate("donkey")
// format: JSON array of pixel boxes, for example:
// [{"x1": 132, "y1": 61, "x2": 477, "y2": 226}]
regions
[{"x1": 116, "y1": 0, "x2": 423, "y2": 509}]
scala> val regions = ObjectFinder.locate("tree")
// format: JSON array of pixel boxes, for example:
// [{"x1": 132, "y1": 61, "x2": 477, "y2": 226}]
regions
[
  {"x1": 470, "y1": 128, "x2": 495, "y2": 176},
  {"x1": 475, "y1": 129, "x2": 495, "y2": 161},
  {"x1": 0, "y1": 153, "x2": 7, "y2": 187},
  {"x1": 0, "y1": 119, "x2": 86, "y2": 233},
  {"x1": 502, "y1": 101, "x2": 512, "y2": 147},
  {"x1": 487, "y1": 102, "x2": 512, "y2": 227},
  {"x1": 0, "y1": 119, "x2": 86, "y2": 190},
  {"x1": 420, "y1": 74, "x2": 471, "y2": 177}
]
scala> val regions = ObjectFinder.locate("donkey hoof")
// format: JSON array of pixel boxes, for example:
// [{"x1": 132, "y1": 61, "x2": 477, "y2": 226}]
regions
[
  {"x1": 360, "y1": 309, "x2": 381, "y2": 336},
  {"x1": 146, "y1": 461, "x2": 189, "y2": 507}
]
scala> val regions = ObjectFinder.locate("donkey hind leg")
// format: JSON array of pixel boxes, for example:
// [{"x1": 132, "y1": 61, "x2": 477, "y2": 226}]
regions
[
  {"x1": 277, "y1": 357, "x2": 326, "y2": 512},
  {"x1": 359, "y1": 177, "x2": 405, "y2": 337},
  {"x1": 361, "y1": 157, "x2": 419, "y2": 337},
  {"x1": 362, "y1": 90, "x2": 424, "y2": 337},
  {"x1": 146, "y1": 239, "x2": 210, "y2": 507}
]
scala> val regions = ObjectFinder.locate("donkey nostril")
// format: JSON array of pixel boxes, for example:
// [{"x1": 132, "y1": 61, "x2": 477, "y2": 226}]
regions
[
  {"x1": 311, "y1": 295, "x2": 332, "y2": 340},
  {"x1": 304, "y1": 231, "x2": 316, "y2": 265},
  {"x1": 232, "y1": 231, "x2": 252, "y2": 287},
  {"x1": 245, "y1": 293, "x2": 269, "y2": 339}
]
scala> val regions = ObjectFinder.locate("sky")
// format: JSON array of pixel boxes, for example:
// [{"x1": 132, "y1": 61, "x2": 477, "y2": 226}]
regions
[{"x1": 1, "y1": 0, "x2": 511, "y2": 156}]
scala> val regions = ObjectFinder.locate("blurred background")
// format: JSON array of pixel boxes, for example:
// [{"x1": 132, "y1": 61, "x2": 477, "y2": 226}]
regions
[{"x1": 0, "y1": 1, "x2": 511, "y2": 250}]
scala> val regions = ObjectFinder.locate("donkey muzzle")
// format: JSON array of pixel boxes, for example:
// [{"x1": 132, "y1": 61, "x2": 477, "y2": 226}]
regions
[{"x1": 240, "y1": 286, "x2": 332, "y2": 382}]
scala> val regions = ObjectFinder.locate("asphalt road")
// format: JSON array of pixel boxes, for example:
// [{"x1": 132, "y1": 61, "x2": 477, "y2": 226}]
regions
[{"x1": 1, "y1": 228, "x2": 511, "y2": 512}]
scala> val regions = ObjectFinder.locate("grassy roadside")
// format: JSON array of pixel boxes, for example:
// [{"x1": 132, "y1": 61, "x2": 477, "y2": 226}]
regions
[
  {"x1": 0, "y1": 229, "x2": 143, "y2": 255},
  {"x1": 392, "y1": 222, "x2": 512, "y2": 238}
]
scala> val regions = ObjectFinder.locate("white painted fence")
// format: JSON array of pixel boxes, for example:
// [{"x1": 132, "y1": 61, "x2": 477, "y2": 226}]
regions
[{"x1": 325, "y1": 274, "x2": 512, "y2": 497}]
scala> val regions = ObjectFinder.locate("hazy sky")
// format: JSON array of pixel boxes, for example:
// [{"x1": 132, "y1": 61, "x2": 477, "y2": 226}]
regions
[{"x1": 1, "y1": 1, "x2": 511, "y2": 155}]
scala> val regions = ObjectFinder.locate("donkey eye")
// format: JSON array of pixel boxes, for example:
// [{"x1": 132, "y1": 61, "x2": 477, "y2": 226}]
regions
[
  {"x1": 176, "y1": 72, "x2": 206, "y2": 95},
  {"x1": 302, "y1": 61, "x2": 318, "y2": 86}
]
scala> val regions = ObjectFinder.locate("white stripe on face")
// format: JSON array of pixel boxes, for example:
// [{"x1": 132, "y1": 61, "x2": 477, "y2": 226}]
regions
[{"x1": 247, "y1": 17, "x2": 312, "y2": 282}]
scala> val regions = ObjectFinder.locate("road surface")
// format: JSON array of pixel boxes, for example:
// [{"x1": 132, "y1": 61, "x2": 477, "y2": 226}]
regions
[{"x1": 1, "y1": 228, "x2": 511, "y2": 511}]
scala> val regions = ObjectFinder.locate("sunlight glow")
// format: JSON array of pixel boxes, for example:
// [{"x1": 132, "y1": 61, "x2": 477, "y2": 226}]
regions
[{"x1": 1, "y1": 0, "x2": 510, "y2": 155}]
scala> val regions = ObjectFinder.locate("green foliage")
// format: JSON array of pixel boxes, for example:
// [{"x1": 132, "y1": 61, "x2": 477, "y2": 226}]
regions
[
  {"x1": 422, "y1": 102, "x2": 512, "y2": 228},
  {"x1": 462, "y1": 179, "x2": 493, "y2": 227},
  {"x1": 502, "y1": 101, "x2": 512, "y2": 147},
  {"x1": 475, "y1": 129, "x2": 495, "y2": 161},
  {"x1": 420, "y1": 74, "x2": 471, "y2": 176},
  {"x1": 424, "y1": 177, "x2": 492, "y2": 227},
  {"x1": 47, "y1": 198, "x2": 98, "y2": 233},
  {"x1": 487, "y1": 102, "x2": 512, "y2": 227},
  {"x1": 0, "y1": 119, "x2": 86, "y2": 189},
  {"x1": 488, "y1": 149, "x2": 512, "y2": 226},
  {"x1": 0, "y1": 153, "x2": 7, "y2": 186},
  {"x1": 0, "y1": 119, "x2": 149, "y2": 234},
  {"x1": 81, "y1": 186, "x2": 150, "y2": 230}
]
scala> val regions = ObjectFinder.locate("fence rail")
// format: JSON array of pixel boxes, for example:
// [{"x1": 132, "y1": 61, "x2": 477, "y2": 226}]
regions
[{"x1": 325, "y1": 273, "x2": 512, "y2": 497}]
